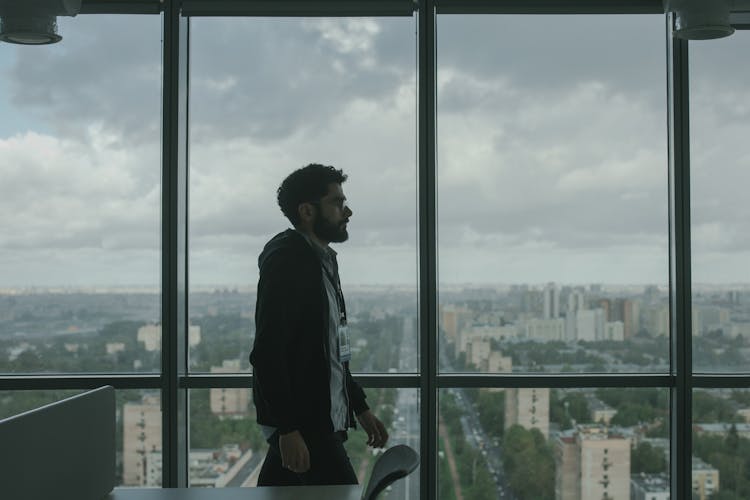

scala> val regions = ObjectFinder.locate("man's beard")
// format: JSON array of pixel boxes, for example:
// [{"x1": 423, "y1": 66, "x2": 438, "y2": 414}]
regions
[{"x1": 314, "y1": 215, "x2": 348, "y2": 243}]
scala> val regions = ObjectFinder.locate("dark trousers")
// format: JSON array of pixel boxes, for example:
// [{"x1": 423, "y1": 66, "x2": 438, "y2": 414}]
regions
[{"x1": 257, "y1": 430, "x2": 358, "y2": 486}]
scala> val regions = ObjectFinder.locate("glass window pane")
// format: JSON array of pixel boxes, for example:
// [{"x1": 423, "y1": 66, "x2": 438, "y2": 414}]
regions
[
  {"x1": 692, "y1": 388, "x2": 750, "y2": 499},
  {"x1": 0, "y1": 389, "x2": 161, "y2": 487},
  {"x1": 690, "y1": 31, "x2": 750, "y2": 374},
  {"x1": 0, "y1": 15, "x2": 162, "y2": 374},
  {"x1": 436, "y1": 15, "x2": 669, "y2": 374},
  {"x1": 188, "y1": 388, "x2": 264, "y2": 487},
  {"x1": 188, "y1": 17, "x2": 418, "y2": 374},
  {"x1": 189, "y1": 387, "x2": 418, "y2": 496},
  {"x1": 438, "y1": 387, "x2": 669, "y2": 499},
  {"x1": 345, "y1": 388, "x2": 420, "y2": 498}
]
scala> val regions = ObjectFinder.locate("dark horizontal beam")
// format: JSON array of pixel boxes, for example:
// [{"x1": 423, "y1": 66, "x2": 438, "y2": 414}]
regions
[
  {"x1": 692, "y1": 374, "x2": 750, "y2": 389},
  {"x1": 436, "y1": 0, "x2": 664, "y2": 15},
  {"x1": 5, "y1": 373, "x2": 748, "y2": 391},
  {"x1": 437, "y1": 373, "x2": 675, "y2": 388},
  {"x1": 0, "y1": 374, "x2": 161, "y2": 390},
  {"x1": 179, "y1": 372, "x2": 678, "y2": 389},
  {"x1": 80, "y1": 0, "x2": 162, "y2": 14},
  {"x1": 181, "y1": 0, "x2": 416, "y2": 17},
  {"x1": 180, "y1": 373, "x2": 421, "y2": 389},
  {"x1": 57, "y1": 0, "x2": 750, "y2": 19}
]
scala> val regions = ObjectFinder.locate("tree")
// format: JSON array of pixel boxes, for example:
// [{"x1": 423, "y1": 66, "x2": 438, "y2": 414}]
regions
[
  {"x1": 476, "y1": 390, "x2": 504, "y2": 438},
  {"x1": 631, "y1": 442, "x2": 667, "y2": 474},
  {"x1": 503, "y1": 425, "x2": 554, "y2": 500},
  {"x1": 693, "y1": 391, "x2": 743, "y2": 422},
  {"x1": 725, "y1": 424, "x2": 740, "y2": 454}
]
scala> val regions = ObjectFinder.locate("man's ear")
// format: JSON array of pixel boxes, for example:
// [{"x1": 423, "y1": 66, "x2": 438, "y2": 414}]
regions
[{"x1": 298, "y1": 202, "x2": 315, "y2": 223}]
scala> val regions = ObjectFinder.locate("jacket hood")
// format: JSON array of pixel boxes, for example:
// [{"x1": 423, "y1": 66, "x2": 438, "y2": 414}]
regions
[{"x1": 258, "y1": 229, "x2": 308, "y2": 269}]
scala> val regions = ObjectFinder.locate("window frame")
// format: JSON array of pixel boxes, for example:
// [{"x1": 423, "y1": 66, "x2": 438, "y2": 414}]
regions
[{"x1": 1, "y1": 1, "x2": 749, "y2": 498}]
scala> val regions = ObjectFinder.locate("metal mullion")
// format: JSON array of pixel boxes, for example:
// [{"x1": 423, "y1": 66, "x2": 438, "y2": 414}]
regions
[
  {"x1": 417, "y1": 2, "x2": 437, "y2": 500},
  {"x1": 438, "y1": 374, "x2": 674, "y2": 389},
  {"x1": 162, "y1": 0, "x2": 189, "y2": 488},
  {"x1": 80, "y1": 0, "x2": 162, "y2": 14},
  {"x1": 0, "y1": 375, "x2": 161, "y2": 391},
  {"x1": 352, "y1": 374, "x2": 421, "y2": 388},
  {"x1": 179, "y1": 373, "x2": 422, "y2": 389},
  {"x1": 667, "y1": 13, "x2": 692, "y2": 500},
  {"x1": 181, "y1": 0, "x2": 416, "y2": 17},
  {"x1": 435, "y1": 0, "x2": 663, "y2": 15},
  {"x1": 693, "y1": 375, "x2": 750, "y2": 389}
]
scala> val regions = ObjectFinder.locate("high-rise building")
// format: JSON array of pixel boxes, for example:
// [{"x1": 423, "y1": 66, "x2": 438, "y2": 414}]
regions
[
  {"x1": 519, "y1": 317, "x2": 565, "y2": 341},
  {"x1": 643, "y1": 306, "x2": 669, "y2": 337},
  {"x1": 692, "y1": 306, "x2": 731, "y2": 336},
  {"x1": 567, "y1": 290, "x2": 586, "y2": 314},
  {"x1": 465, "y1": 339, "x2": 491, "y2": 371},
  {"x1": 488, "y1": 350, "x2": 513, "y2": 373},
  {"x1": 543, "y1": 282, "x2": 560, "y2": 319},
  {"x1": 622, "y1": 299, "x2": 640, "y2": 339},
  {"x1": 457, "y1": 325, "x2": 517, "y2": 358},
  {"x1": 601, "y1": 298, "x2": 640, "y2": 339},
  {"x1": 554, "y1": 425, "x2": 630, "y2": 500},
  {"x1": 440, "y1": 304, "x2": 470, "y2": 342},
  {"x1": 604, "y1": 321, "x2": 624, "y2": 341},
  {"x1": 123, "y1": 393, "x2": 162, "y2": 486},
  {"x1": 574, "y1": 308, "x2": 605, "y2": 341},
  {"x1": 555, "y1": 433, "x2": 578, "y2": 500},
  {"x1": 505, "y1": 388, "x2": 549, "y2": 439},
  {"x1": 210, "y1": 359, "x2": 250, "y2": 416}
]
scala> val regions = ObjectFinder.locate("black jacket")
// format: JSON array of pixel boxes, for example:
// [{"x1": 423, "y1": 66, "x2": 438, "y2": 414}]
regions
[{"x1": 249, "y1": 229, "x2": 368, "y2": 435}]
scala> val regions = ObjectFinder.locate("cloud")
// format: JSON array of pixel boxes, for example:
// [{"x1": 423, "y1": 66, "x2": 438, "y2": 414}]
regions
[
  {"x1": 437, "y1": 14, "x2": 666, "y2": 99},
  {"x1": 189, "y1": 17, "x2": 415, "y2": 143},
  {"x1": 1, "y1": 14, "x2": 748, "y2": 287},
  {"x1": 0, "y1": 130, "x2": 159, "y2": 251},
  {"x1": 437, "y1": 73, "x2": 669, "y2": 252},
  {"x1": 9, "y1": 15, "x2": 162, "y2": 145}
]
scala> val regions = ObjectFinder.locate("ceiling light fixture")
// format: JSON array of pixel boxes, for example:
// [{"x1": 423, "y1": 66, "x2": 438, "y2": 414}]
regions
[
  {"x1": 0, "y1": 0, "x2": 81, "y2": 45},
  {"x1": 664, "y1": 0, "x2": 735, "y2": 40}
]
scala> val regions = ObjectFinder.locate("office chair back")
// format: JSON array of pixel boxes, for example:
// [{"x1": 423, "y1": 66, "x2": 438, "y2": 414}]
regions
[{"x1": 361, "y1": 444, "x2": 420, "y2": 500}]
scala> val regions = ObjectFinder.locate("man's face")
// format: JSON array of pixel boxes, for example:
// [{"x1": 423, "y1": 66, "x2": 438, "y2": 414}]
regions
[{"x1": 313, "y1": 183, "x2": 352, "y2": 243}]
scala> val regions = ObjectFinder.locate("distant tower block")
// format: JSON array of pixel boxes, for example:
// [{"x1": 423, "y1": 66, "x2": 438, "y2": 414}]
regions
[
  {"x1": 123, "y1": 394, "x2": 162, "y2": 486},
  {"x1": 543, "y1": 283, "x2": 560, "y2": 319},
  {"x1": 554, "y1": 425, "x2": 630, "y2": 500},
  {"x1": 505, "y1": 387, "x2": 550, "y2": 439},
  {"x1": 210, "y1": 360, "x2": 250, "y2": 416}
]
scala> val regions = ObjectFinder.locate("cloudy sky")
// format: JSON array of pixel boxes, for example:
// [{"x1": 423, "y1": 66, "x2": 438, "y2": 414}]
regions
[{"x1": 0, "y1": 13, "x2": 747, "y2": 289}]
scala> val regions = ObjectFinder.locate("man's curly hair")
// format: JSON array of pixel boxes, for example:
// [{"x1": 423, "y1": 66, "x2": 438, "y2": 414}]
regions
[{"x1": 277, "y1": 163, "x2": 348, "y2": 226}]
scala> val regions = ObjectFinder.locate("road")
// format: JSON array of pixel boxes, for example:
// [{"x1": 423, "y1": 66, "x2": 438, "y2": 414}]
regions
[{"x1": 439, "y1": 339, "x2": 517, "y2": 500}]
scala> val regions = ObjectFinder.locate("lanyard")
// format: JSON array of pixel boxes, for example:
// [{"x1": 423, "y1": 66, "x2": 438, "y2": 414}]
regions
[{"x1": 322, "y1": 261, "x2": 347, "y2": 325}]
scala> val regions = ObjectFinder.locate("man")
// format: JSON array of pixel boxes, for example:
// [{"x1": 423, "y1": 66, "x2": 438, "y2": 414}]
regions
[{"x1": 250, "y1": 163, "x2": 389, "y2": 486}]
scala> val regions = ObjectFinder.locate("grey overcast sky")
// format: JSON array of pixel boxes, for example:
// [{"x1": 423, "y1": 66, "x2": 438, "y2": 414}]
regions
[{"x1": 0, "y1": 14, "x2": 748, "y2": 289}]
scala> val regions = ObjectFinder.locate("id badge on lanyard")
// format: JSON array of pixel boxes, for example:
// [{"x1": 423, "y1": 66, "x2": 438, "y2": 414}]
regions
[{"x1": 338, "y1": 321, "x2": 351, "y2": 362}]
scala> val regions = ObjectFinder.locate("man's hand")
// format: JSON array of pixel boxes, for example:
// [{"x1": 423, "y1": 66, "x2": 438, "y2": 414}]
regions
[
  {"x1": 278, "y1": 430, "x2": 310, "y2": 473},
  {"x1": 357, "y1": 410, "x2": 389, "y2": 448}
]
